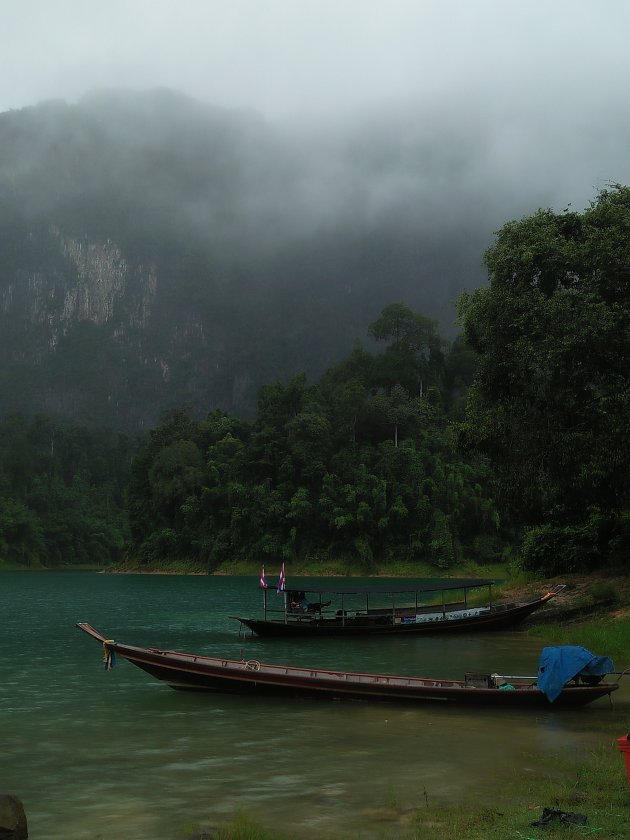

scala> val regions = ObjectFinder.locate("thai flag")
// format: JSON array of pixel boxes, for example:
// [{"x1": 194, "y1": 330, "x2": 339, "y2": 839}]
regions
[
  {"x1": 277, "y1": 562, "x2": 286, "y2": 593},
  {"x1": 259, "y1": 565, "x2": 267, "y2": 589}
]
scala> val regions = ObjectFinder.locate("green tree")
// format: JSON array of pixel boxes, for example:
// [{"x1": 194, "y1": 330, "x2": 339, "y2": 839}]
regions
[
  {"x1": 320, "y1": 460, "x2": 388, "y2": 568},
  {"x1": 369, "y1": 384, "x2": 431, "y2": 447},
  {"x1": 458, "y1": 185, "x2": 630, "y2": 571},
  {"x1": 369, "y1": 302, "x2": 444, "y2": 396},
  {"x1": 0, "y1": 497, "x2": 44, "y2": 565},
  {"x1": 0, "y1": 413, "x2": 133, "y2": 568}
]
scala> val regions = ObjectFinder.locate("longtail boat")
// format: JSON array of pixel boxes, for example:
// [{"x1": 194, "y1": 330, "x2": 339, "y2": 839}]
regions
[
  {"x1": 76, "y1": 623, "x2": 618, "y2": 709},
  {"x1": 232, "y1": 581, "x2": 566, "y2": 638}
]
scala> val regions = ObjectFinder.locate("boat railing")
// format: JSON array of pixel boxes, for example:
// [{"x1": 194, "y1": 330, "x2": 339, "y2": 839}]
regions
[
  {"x1": 252, "y1": 580, "x2": 559, "y2": 628},
  {"x1": 366, "y1": 600, "x2": 466, "y2": 617},
  {"x1": 466, "y1": 673, "x2": 538, "y2": 688}
]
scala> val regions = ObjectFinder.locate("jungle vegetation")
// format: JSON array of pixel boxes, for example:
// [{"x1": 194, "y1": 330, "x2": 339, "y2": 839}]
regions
[
  {"x1": 0, "y1": 415, "x2": 137, "y2": 567},
  {"x1": 458, "y1": 184, "x2": 630, "y2": 574},
  {"x1": 1, "y1": 186, "x2": 628, "y2": 574},
  {"x1": 126, "y1": 305, "x2": 499, "y2": 571}
]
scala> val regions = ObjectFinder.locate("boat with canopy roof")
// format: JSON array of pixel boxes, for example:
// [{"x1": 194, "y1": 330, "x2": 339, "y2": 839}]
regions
[{"x1": 232, "y1": 579, "x2": 565, "y2": 637}]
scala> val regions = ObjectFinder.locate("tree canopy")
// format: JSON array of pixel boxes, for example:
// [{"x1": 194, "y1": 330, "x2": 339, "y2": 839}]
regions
[
  {"x1": 457, "y1": 185, "x2": 630, "y2": 572},
  {"x1": 126, "y1": 305, "x2": 499, "y2": 571},
  {"x1": 0, "y1": 414, "x2": 136, "y2": 567}
]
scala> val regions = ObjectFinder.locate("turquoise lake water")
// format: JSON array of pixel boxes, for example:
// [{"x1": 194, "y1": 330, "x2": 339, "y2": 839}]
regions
[{"x1": 2, "y1": 571, "x2": 628, "y2": 839}]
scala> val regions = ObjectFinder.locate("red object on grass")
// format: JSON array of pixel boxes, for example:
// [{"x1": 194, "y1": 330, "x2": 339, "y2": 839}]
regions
[{"x1": 617, "y1": 736, "x2": 630, "y2": 788}]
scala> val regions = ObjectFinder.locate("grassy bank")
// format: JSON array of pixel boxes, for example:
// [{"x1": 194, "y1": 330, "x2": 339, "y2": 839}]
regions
[
  {"x1": 406, "y1": 740, "x2": 628, "y2": 840},
  {"x1": 192, "y1": 738, "x2": 629, "y2": 840},
  {"x1": 106, "y1": 555, "x2": 512, "y2": 578},
  {"x1": 529, "y1": 615, "x2": 630, "y2": 662}
]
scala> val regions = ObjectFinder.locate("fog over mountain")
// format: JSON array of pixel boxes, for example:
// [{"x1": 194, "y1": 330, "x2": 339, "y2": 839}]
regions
[
  {"x1": 1, "y1": 2, "x2": 629, "y2": 429},
  {"x1": 3, "y1": 1, "x2": 629, "y2": 211}
]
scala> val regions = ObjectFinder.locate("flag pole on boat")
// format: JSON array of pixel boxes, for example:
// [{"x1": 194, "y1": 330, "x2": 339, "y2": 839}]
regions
[{"x1": 260, "y1": 565, "x2": 268, "y2": 619}]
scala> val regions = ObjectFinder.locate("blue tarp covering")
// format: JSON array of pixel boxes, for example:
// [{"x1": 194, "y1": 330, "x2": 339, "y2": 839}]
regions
[{"x1": 537, "y1": 646, "x2": 615, "y2": 702}]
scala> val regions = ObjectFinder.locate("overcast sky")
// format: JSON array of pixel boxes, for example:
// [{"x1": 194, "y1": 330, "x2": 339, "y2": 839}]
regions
[{"x1": 2, "y1": 0, "x2": 630, "y2": 212}]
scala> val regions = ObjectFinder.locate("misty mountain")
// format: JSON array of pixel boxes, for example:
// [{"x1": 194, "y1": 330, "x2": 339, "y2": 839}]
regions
[{"x1": 0, "y1": 88, "x2": 502, "y2": 430}]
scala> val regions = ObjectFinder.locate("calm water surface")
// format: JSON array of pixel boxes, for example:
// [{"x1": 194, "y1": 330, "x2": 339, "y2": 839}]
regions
[{"x1": 2, "y1": 571, "x2": 628, "y2": 839}]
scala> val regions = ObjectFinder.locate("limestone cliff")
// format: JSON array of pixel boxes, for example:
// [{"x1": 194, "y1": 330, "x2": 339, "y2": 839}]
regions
[{"x1": 0, "y1": 88, "x2": 487, "y2": 431}]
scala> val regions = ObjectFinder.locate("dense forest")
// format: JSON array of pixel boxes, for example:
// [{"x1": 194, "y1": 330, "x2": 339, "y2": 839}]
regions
[
  {"x1": 0, "y1": 414, "x2": 136, "y2": 567},
  {"x1": 458, "y1": 184, "x2": 630, "y2": 574},
  {"x1": 1, "y1": 186, "x2": 628, "y2": 575},
  {"x1": 126, "y1": 305, "x2": 500, "y2": 571},
  {"x1": 0, "y1": 304, "x2": 494, "y2": 572}
]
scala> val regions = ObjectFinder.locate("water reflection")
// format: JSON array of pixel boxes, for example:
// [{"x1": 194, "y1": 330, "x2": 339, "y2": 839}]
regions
[{"x1": 1, "y1": 571, "x2": 627, "y2": 840}]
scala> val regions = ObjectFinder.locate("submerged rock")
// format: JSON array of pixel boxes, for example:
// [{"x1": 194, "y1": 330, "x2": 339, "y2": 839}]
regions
[{"x1": 0, "y1": 793, "x2": 28, "y2": 839}]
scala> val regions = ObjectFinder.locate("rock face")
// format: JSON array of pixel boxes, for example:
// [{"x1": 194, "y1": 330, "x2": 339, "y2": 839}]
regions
[
  {"x1": 0, "y1": 89, "x2": 488, "y2": 431},
  {"x1": 0, "y1": 793, "x2": 28, "y2": 840}
]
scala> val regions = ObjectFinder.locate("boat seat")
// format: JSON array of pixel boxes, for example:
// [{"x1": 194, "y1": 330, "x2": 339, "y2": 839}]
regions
[{"x1": 464, "y1": 672, "x2": 493, "y2": 688}]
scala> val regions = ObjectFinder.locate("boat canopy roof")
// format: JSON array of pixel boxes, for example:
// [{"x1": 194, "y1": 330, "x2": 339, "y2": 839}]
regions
[{"x1": 274, "y1": 578, "x2": 495, "y2": 596}]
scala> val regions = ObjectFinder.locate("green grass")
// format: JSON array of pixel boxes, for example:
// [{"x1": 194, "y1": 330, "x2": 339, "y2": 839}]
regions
[
  {"x1": 406, "y1": 742, "x2": 630, "y2": 840},
  {"x1": 184, "y1": 743, "x2": 630, "y2": 839},
  {"x1": 528, "y1": 616, "x2": 630, "y2": 662},
  {"x1": 180, "y1": 812, "x2": 291, "y2": 839}
]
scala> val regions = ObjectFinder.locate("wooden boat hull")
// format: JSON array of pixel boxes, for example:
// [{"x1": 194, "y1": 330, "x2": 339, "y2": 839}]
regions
[
  {"x1": 234, "y1": 597, "x2": 553, "y2": 637},
  {"x1": 76, "y1": 623, "x2": 618, "y2": 709}
]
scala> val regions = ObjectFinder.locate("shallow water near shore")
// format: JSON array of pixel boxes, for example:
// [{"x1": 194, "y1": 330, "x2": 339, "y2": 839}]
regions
[{"x1": 2, "y1": 571, "x2": 628, "y2": 839}]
